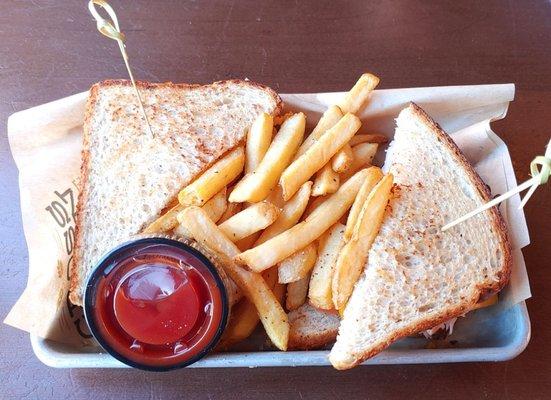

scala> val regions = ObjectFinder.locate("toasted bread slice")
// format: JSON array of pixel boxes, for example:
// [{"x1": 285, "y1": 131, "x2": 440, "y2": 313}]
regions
[
  {"x1": 288, "y1": 303, "x2": 340, "y2": 350},
  {"x1": 69, "y1": 80, "x2": 282, "y2": 305},
  {"x1": 329, "y1": 103, "x2": 511, "y2": 369}
]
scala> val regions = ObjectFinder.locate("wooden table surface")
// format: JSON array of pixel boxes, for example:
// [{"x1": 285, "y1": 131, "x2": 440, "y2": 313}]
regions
[{"x1": 1, "y1": 1, "x2": 550, "y2": 399}]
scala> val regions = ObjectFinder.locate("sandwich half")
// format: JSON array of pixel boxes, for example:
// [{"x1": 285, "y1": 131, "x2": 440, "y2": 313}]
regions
[
  {"x1": 69, "y1": 80, "x2": 281, "y2": 305},
  {"x1": 329, "y1": 103, "x2": 511, "y2": 369}
]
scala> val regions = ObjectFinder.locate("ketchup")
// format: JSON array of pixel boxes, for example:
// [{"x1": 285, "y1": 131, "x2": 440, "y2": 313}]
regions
[
  {"x1": 113, "y1": 265, "x2": 201, "y2": 345},
  {"x1": 84, "y1": 238, "x2": 228, "y2": 371}
]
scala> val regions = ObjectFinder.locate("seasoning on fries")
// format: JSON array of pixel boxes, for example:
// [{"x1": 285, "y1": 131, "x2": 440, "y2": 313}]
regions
[
  {"x1": 218, "y1": 202, "x2": 279, "y2": 242},
  {"x1": 256, "y1": 181, "x2": 312, "y2": 245},
  {"x1": 331, "y1": 143, "x2": 354, "y2": 173},
  {"x1": 294, "y1": 105, "x2": 343, "y2": 159},
  {"x1": 179, "y1": 147, "x2": 244, "y2": 206},
  {"x1": 179, "y1": 206, "x2": 289, "y2": 350},
  {"x1": 286, "y1": 275, "x2": 310, "y2": 311},
  {"x1": 332, "y1": 174, "x2": 394, "y2": 313},
  {"x1": 340, "y1": 143, "x2": 379, "y2": 181},
  {"x1": 235, "y1": 168, "x2": 370, "y2": 272},
  {"x1": 308, "y1": 222, "x2": 346, "y2": 310},
  {"x1": 278, "y1": 242, "x2": 317, "y2": 284},
  {"x1": 279, "y1": 113, "x2": 361, "y2": 201},
  {"x1": 344, "y1": 167, "x2": 383, "y2": 240},
  {"x1": 312, "y1": 164, "x2": 340, "y2": 196},
  {"x1": 229, "y1": 113, "x2": 305, "y2": 203}
]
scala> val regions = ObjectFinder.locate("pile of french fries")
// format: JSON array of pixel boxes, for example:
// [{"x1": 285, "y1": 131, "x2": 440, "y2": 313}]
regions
[{"x1": 144, "y1": 73, "x2": 394, "y2": 350}]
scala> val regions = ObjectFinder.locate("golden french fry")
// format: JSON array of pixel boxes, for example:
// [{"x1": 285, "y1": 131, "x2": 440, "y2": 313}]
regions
[
  {"x1": 201, "y1": 187, "x2": 227, "y2": 223},
  {"x1": 245, "y1": 113, "x2": 274, "y2": 174},
  {"x1": 340, "y1": 143, "x2": 379, "y2": 181},
  {"x1": 331, "y1": 143, "x2": 354, "y2": 173},
  {"x1": 218, "y1": 201, "x2": 243, "y2": 224},
  {"x1": 179, "y1": 206, "x2": 289, "y2": 350},
  {"x1": 349, "y1": 133, "x2": 388, "y2": 146},
  {"x1": 218, "y1": 267, "x2": 279, "y2": 348},
  {"x1": 218, "y1": 202, "x2": 279, "y2": 242},
  {"x1": 352, "y1": 142, "x2": 379, "y2": 161},
  {"x1": 178, "y1": 207, "x2": 239, "y2": 258},
  {"x1": 218, "y1": 299, "x2": 258, "y2": 348},
  {"x1": 278, "y1": 242, "x2": 317, "y2": 284},
  {"x1": 229, "y1": 113, "x2": 305, "y2": 203},
  {"x1": 337, "y1": 73, "x2": 380, "y2": 114},
  {"x1": 151, "y1": 187, "x2": 228, "y2": 234},
  {"x1": 178, "y1": 147, "x2": 244, "y2": 206},
  {"x1": 312, "y1": 164, "x2": 340, "y2": 196},
  {"x1": 173, "y1": 188, "x2": 228, "y2": 236},
  {"x1": 344, "y1": 167, "x2": 383, "y2": 240},
  {"x1": 308, "y1": 222, "x2": 346, "y2": 310},
  {"x1": 286, "y1": 274, "x2": 310, "y2": 311},
  {"x1": 235, "y1": 168, "x2": 369, "y2": 272},
  {"x1": 235, "y1": 269, "x2": 288, "y2": 350},
  {"x1": 256, "y1": 181, "x2": 312, "y2": 245},
  {"x1": 143, "y1": 203, "x2": 184, "y2": 233},
  {"x1": 332, "y1": 174, "x2": 393, "y2": 312},
  {"x1": 173, "y1": 209, "x2": 242, "y2": 307},
  {"x1": 294, "y1": 105, "x2": 343, "y2": 160},
  {"x1": 280, "y1": 113, "x2": 361, "y2": 200}
]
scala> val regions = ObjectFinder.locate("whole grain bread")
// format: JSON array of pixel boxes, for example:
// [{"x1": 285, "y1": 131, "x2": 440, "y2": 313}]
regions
[
  {"x1": 288, "y1": 303, "x2": 340, "y2": 350},
  {"x1": 69, "y1": 79, "x2": 282, "y2": 305},
  {"x1": 329, "y1": 103, "x2": 511, "y2": 369}
]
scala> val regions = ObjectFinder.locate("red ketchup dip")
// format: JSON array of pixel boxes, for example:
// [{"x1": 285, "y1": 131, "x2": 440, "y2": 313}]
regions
[{"x1": 84, "y1": 237, "x2": 228, "y2": 371}]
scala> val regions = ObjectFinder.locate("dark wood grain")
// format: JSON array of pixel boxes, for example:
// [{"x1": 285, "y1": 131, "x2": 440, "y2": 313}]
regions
[{"x1": 1, "y1": 1, "x2": 550, "y2": 399}]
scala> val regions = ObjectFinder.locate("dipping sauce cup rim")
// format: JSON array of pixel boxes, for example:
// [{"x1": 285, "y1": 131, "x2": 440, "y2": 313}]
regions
[{"x1": 83, "y1": 236, "x2": 229, "y2": 371}]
